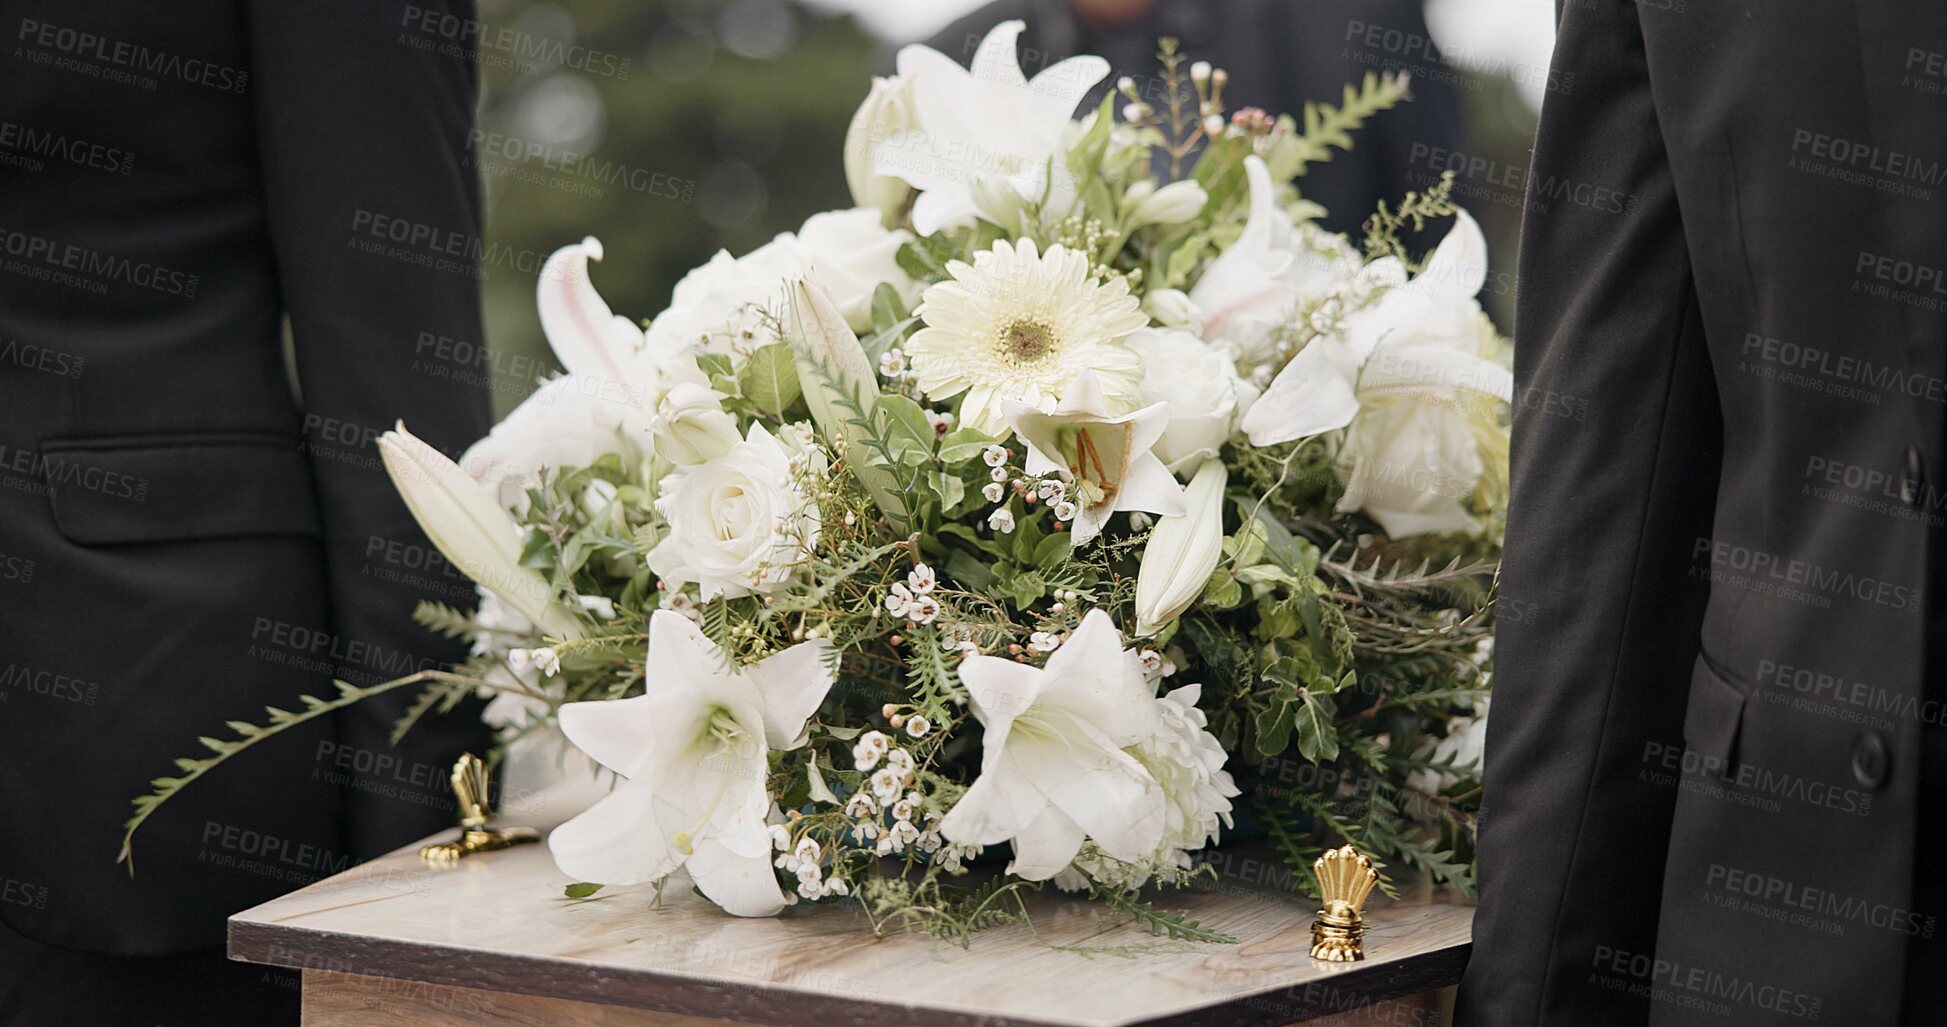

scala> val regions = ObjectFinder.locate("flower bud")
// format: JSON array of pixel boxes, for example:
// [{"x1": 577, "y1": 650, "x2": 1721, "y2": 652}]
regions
[
  {"x1": 649, "y1": 382, "x2": 741, "y2": 465},
  {"x1": 1129, "y1": 180, "x2": 1208, "y2": 229},
  {"x1": 1134, "y1": 459, "x2": 1227, "y2": 636},
  {"x1": 844, "y1": 75, "x2": 917, "y2": 228}
]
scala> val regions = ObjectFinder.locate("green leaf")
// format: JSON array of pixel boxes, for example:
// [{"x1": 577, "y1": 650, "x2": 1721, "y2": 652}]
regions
[
  {"x1": 563, "y1": 882, "x2": 605, "y2": 899},
  {"x1": 738, "y1": 343, "x2": 802, "y2": 417},
  {"x1": 869, "y1": 282, "x2": 909, "y2": 333},
  {"x1": 937, "y1": 428, "x2": 994, "y2": 465},
  {"x1": 1292, "y1": 690, "x2": 1340, "y2": 763}
]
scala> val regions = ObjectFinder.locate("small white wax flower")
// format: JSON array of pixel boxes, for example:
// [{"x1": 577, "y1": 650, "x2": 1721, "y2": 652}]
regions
[
  {"x1": 769, "y1": 824, "x2": 792, "y2": 852},
  {"x1": 796, "y1": 879, "x2": 823, "y2": 900},
  {"x1": 576, "y1": 594, "x2": 617, "y2": 620},
  {"x1": 891, "y1": 798, "x2": 916, "y2": 822},
  {"x1": 884, "y1": 747, "x2": 915, "y2": 778},
  {"x1": 879, "y1": 347, "x2": 907, "y2": 378},
  {"x1": 988, "y1": 508, "x2": 1016, "y2": 533},
  {"x1": 925, "y1": 410, "x2": 954, "y2": 434},
  {"x1": 905, "y1": 714, "x2": 931, "y2": 739},
  {"x1": 532, "y1": 648, "x2": 563, "y2": 677},
  {"x1": 1202, "y1": 113, "x2": 1225, "y2": 137},
  {"x1": 907, "y1": 596, "x2": 941, "y2": 625},
  {"x1": 825, "y1": 877, "x2": 850, "y2": 896},
  {"x1": 1027, "y1": 631, "x2": 1061, "y2": 654},
  {"x1": 1053, "y1": 500, "x2": 1078, "y2": 522},
  {"x1": 505, "y1": 648, "x2": 533, "y2": 672},
  {"x1": 883, "y1": 583, "x2": 915, "y2": 618},
  {"x1": 793, "y1": 837, "x2": 821, "y2": 863},
  {"x1": 844, "y1": 791, "x2": 877, "y2": 819},
  {"x1": 982, "y1": 444, "x2": 1009, "y2": 467},
  {"x1": 888, "y1": 819, "x2": 921, "y2": 849},
  {"x1": 989, "y1": 465, "x2": 1009, "y2": 483},
  {"x1": 870, "y1": 767, "x2": 905, "y2": 802},
  {"x1": 853, "y1": 730, "x2": 890, "y2": 771},
  {"x1": 907, "y1": 564, "x2": 937, "y2": 594},
  {"x1": 1191, "y1": 61, "x2": 1212, "y2": 84},
  {"x1": 982, "y1": 481, "x2": 1006, "y2": 504},
  {"x1": 1037, "y1": 479, "x2": 1064, "y2": 502}
]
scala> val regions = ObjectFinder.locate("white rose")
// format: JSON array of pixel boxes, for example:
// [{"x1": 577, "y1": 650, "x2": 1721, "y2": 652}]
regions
[
  {"x1": 794, "y1": 208, "x2": 919, "y2": 332},
  {"x1": 649, "y1": 381, "x2": 740, "y2": 466},
  {"x1": 1127, "y1": 328, "x2": 1258, "y2": 473},
  {"x1": 643, "y1": 210, "x2": 915, "y2": 361},
  {"x1": 648, "y1": 423, "x2": 820, "y2": 599},
  {"x1": 461, "y1": 375, "x2": 636, "y2": 511}
]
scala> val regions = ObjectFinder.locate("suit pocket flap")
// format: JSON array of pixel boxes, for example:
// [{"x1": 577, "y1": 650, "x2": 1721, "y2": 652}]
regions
[
  {"x1": 40, "y1": 433, "x2": 321, "y2": 545},
  {"x1": 1683, "y1": 654, "x2": 1750, "y2": 766}
]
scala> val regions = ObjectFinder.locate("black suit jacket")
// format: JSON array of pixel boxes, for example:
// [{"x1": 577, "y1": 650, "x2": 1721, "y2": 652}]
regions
[
  {"x1": 0, "y1": 0, "x2": 491, "y2": 956},
  {"x1": 1462, "y1": 1, "x2": 1947, "y2": 1024},
  {"x1": 924, "y1": 0, "x2": 1472, "y2": 238}
]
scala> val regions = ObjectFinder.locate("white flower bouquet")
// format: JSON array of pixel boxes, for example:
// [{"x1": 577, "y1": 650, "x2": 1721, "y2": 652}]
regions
[{"x1": 128, "y1": 23, "x2": 1508, "y2": 939}]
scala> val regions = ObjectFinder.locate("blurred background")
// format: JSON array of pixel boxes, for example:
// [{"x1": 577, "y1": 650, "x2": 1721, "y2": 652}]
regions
[{"x1": 468, "y1": 0, "x2": 1556, "y2": 416}]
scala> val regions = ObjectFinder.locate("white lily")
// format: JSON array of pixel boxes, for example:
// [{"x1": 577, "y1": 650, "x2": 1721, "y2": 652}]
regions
[
  {"x1": 378, "y1": 422, "x2": 583, "y2": 640},
  {"x1": 1003, "y1": 373, "x2": 1186, "y2": 545},
  {"x1": 1240, "y1": 206, "x2": 1505, "y2": 451},
  {"x1": 880, "y1": 21, "x2": 1110, "y2": 234},
  {"x1": 464, "y1": 237, "x2": 666, "y2": 509},
  {"x1": 547, "y1": 610, "x2": 836, "y2": 916},
  {"x1": 1133, "y1": 459, "x2": 1227, "y2": 636},
  {"x1": 938, "y1": 610, "x2": 1165, "y2": 879}
]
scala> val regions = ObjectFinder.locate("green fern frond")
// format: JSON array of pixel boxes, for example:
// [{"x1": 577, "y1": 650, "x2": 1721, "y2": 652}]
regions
[
  {"x1": 119, "y1": 672, "x2": 435, "y2": 870},
  {"x1": 1290, "y1": 71, "x2": 1413, "y2": 178},
  {"x1": 1103, "y1": 890, "x2": 1238, "y2": 944}
]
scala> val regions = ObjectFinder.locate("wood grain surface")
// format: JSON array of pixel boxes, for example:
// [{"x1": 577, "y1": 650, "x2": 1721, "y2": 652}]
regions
[{"x1": 233, "y1": 785, "x2": 1472, "y2": 1027}]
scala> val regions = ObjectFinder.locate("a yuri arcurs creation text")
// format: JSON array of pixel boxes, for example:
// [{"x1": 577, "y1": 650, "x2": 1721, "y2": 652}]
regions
[{"x1": 126, "y1": 22, "x2": 1509, "y2": 941}]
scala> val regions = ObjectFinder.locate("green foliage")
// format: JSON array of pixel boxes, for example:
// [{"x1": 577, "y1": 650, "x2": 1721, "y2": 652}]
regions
[
  {"x1": 1280, "y1": 71, "x2": 1414, "y2": 179},
  {"x1": 563, "y1": 882, "x2": 605, "y2": 899},
  {"x1": 1100, "y1": 890, "x2": 1239, "y2": 944}
]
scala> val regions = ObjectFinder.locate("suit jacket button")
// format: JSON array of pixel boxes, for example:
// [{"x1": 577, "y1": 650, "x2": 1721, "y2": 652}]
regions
[
  {"x1": 1852, "y1": 731, "x2": 1890, "y2": 789},
  {"x1": 1903, "y1": 446, "x2": 1924, "y2": 507}
]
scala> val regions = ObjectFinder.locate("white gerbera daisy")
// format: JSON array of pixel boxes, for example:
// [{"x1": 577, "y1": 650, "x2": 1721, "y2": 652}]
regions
[{"x1": 907, "y1": 239, "x2": 1148, "y2": 438}]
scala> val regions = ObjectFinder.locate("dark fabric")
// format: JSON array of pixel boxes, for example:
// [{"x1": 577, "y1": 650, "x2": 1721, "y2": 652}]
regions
[
  {"x1": 923, "y1": 0, "x2": 1473, "y2": 237},
  {"x1": 0, "y1": 0, "x2": 493, "y2": 979},
  {"x1": 0, "y1": 919, "x2": 297, "y2": 1027},
  {"x1": 1460, "y1": 2, "x2": 1947, "y2": 1025}
]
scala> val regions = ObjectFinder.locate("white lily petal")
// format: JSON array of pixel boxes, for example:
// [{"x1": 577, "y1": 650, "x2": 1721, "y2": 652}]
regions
[
  {"x1": 1240, "y1": 342, "x2": 1363, "y2": 446},
  {"x1": 378, "y1": 423, "x2": 582, "y2": 640},
  {"x1": 547, "y1": 776, "x2": 678, "y2": 887},
  {"x1": 745, "y1": 638, "x2": 837, "y2": 750},
  {"x1": 1012, "y1": 716, "x2": 1165, "y2": 864},
  {"x1": 537, "y1": 237, "x2": 645, "y2": 387},
  {"x1": 968, "y1": 19, "x2": 1029, "y2": 88},
  {"x1": 1415, "y1": 209, "x2": 1488, "y2": 301},
  {"x1": 557, "y1": 693, "x2": 666, "y2": 778},
  {"x1": 1005, "y1": 804, "x2": 1087, "y2": 881},
  {"x1": 685, "y1": 835, "x2": 788, "y2": 917},
  {"x1": 939, "y1": 751, "x2": 1050, "y2": 846},
  {"x1": 958, "y1": 653, "x2": 1046, "y2": 731},
  {"x1": 1114, "y1": 454, "x2": 1189, "y2": 519},
  {"x1": 1034, "y1": 610, "x2": 1157, "y2": 745}
]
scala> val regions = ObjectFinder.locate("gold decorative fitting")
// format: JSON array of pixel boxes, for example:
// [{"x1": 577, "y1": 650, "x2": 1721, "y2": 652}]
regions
[
  {"x1": 418, "y1": 753, "x2": 540, "y2": 866},
  {"x1": 1309, "y1": 845, "x2": 1379, "y2": 962}
]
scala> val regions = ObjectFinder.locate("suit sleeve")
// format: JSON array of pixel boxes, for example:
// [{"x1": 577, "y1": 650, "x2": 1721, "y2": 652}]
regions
[
  {"x1": 1455, "y1": 3, "x2": 1721, "y2": 1025},
  {"x1": 247, "y1": 0, "x2": 494, "y2": 859}
]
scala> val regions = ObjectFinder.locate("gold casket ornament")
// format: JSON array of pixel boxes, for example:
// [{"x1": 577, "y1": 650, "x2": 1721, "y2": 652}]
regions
[
  {"x1": 419, "y1": 753, "x2": 540, "y2": 866},
  {"x1": 1309, "y1": 844, "x2": 1379, "y2": 962}
]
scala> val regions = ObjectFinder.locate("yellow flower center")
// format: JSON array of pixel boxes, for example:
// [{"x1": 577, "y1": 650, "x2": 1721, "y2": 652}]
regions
[{"x1": 996, "y1": 318, "x2": 1058, "y2": 366}]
